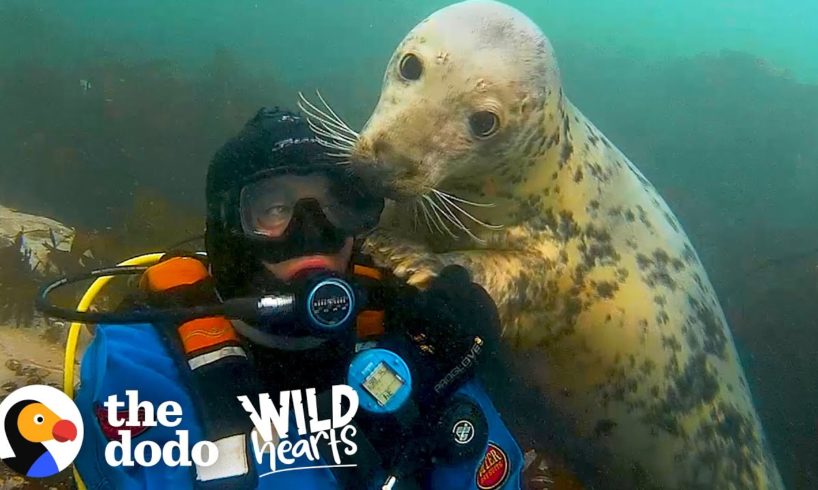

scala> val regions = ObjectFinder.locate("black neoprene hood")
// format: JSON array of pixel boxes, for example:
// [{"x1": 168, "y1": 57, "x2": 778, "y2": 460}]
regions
[{"x1": 205, "y1": 107, "x2": 382, "y2": 298}]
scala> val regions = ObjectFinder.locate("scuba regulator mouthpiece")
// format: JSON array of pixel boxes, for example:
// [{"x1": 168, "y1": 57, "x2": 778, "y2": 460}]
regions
[{"x1": 234, "y1": 271, "x2": 357, "y2": 339}]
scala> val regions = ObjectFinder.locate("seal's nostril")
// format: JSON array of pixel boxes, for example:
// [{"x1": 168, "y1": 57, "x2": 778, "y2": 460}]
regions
[
  {"x1": 398, "y1": 166, "x2": 418, "y2": 180},
  {"x1": 372, "y1": 138, "x2": 392, "y2": 159}
]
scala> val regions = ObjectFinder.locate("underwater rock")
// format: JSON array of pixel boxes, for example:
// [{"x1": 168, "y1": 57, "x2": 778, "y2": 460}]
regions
[
  {"x1": 3, "y1": 359, "x2": 21, "y2": 374},
  {"x1": 18, "y1": 365, "x2": 39, "y2": 377},
  {"x1": 41, "y1": 322, "x2": 66, "y2": 343},
  {"x1": 0, "y1": 205, "x2": 78, "y2": 326},
  {"x1": 1, "y1": 381, "x2": 18, "y2": 393},
  {"x1": 0, "y1": 232, "x2": 37, "y2": 327},
  {"x1": 0, "y1": 204, "x2": 75, "y2": 276}
]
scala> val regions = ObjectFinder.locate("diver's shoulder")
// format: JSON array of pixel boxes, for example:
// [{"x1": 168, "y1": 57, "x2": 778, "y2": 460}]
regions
[
  {"x1": 91, "y1": 322, "x2": 167, "y2": 353},
  {"x1": 79, "y1": 323, "x2": 179, "y2": 389}
]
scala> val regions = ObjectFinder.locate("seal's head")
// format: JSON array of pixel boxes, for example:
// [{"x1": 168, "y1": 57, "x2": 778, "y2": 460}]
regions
[{"x1": 351, "y1": 0, "x2": 563, "y2": 200}]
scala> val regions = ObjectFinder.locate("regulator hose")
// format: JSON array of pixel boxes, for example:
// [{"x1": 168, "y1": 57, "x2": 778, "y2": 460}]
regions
[{"x1": 35, "y1": 266, "x2": 270, "y2": 325}]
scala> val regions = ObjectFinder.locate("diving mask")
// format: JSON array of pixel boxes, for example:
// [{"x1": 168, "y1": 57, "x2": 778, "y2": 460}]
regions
[
  {"x1": 239, "y1": 168, "x2": 383, "y2": 242},
  {"x1": 233, "y1": 167, "x2": 384, "y2": 264}
]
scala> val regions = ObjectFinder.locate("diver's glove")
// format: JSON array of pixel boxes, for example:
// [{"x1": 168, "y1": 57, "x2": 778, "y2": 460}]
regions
[
  {"x1": 425, "y1": 265, "x2": 501, "y2": 341},
  {"x1": 398, "y1": 265, "x2": 503, "y2": 400}
]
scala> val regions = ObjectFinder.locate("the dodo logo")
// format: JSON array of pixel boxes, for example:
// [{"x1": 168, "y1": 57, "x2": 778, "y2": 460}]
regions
[{"x1": 0, "y1": 385, "x2": 83, "y2": 478}]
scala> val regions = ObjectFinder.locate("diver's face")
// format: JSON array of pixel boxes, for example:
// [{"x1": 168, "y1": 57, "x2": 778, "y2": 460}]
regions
[{"x1": 252, "y1": 174, "x2": 354, "y2": 281}]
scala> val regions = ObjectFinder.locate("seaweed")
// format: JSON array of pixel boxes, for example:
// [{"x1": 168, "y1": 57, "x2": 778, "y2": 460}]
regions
[
  {"x1": 0, "y1": 231, "x2": 38, "y2": 327},
  {"x1": 0, "y1": 225, "x2": 102, "y2": 329},
  {"x1": 0, "y1": 190, "x2": 204, "y2": 330},
  {"x1": 42, "y1": 227, "x2": 99, "y2": 277}
]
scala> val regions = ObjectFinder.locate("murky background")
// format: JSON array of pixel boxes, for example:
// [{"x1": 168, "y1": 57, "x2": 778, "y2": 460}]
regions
[{"x1": 1, "y1": 1, "x2": 816, "y2": 487}]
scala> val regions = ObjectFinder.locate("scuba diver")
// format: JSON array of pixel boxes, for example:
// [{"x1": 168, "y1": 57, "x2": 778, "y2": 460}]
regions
[{"x1": 56, "y1": 108, "x2": 525, "y2": 489}]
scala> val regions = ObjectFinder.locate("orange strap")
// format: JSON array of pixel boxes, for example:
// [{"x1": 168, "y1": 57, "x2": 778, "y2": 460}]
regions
[
  {"x1": 140, "y1": 256, "x2": 209, "y2": 292},
  {"x1": 352, "y1": 264, "x2": 385, "y2": 338},
  {"x1": 177, "y1": 317, "x2": 239, "y2": 354},
  {"x1": 140, "y1": 256, "x2": 238, "y2": 356},
  {"x1": 353, "y1": 264, "x2": 382, "y2": 280}
]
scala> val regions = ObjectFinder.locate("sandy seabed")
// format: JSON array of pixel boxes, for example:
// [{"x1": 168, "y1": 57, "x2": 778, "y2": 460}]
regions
[{"x1": 0, "y1": 321, "x2": 87, "y2": 489}]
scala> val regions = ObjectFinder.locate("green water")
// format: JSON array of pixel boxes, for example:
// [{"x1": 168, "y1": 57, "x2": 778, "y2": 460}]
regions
[{"x1": 5, "y1": 1, "x2": 818, "y2": 102}]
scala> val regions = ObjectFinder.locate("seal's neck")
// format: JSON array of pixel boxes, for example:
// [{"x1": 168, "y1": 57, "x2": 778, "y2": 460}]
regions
[{"x1": 504, "y1": 100, "x2": 627, "y2": 221}]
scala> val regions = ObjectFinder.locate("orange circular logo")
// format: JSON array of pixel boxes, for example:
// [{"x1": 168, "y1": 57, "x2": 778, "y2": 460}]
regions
[
  {"x1": 476, "y1": 442, "x2": 509, "y2": 489},
  {"x1": 0, "y1": 385, "x2": 83, "y2": 478}
]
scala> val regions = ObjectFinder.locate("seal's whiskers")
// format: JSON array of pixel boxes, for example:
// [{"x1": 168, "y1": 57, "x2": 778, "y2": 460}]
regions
[
  {"x1": 420, "y1": 196, "x2": 448, "y2": 237},
  {"x1": 300, "y1": 109, "x2": 355, "y2": 148},
  {"x1": 433, "y1": 189, "x2": 495, "y2": 208},
  {"x1": 304, "y1": 117, "x2": 356, "y2": 149},
  {"x1": 417, "y1": 198, "x2": 436, "y2": 233},
  {"x1": 297, "y1": 91, "x2": 358, "y2": 138},
  {"x1": 298, "y1": 91, "x2": 360, "y2": 165},
  {"x1": 301, "y1": 114, "x2": 354, "y2": 142},
  {"x1": 315, "y1": 90, "x2": 359, "y2": 137},
  {"x1": 432, "y1": 189, "x2": 504, "y2": 230},
  {"x1": 430, "y1": 192, "x2": 484, "y2": 242},
  {"x1": 297, "y1": 91, "x2": 359, "y2": 146},
  {"x1": 423, "y1": 195, "x2": 458, "y2": 239}
]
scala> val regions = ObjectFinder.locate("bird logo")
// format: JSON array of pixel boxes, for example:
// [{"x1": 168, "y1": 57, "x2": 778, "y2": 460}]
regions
[{"x1": 0, "y1": 385, "x2": 83, "y2": 478}]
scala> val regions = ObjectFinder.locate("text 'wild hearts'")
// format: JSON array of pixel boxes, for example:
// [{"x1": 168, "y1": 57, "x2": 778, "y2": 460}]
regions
[{"x1": 98, "y1": 386, "x2": 360, "y2": 473}]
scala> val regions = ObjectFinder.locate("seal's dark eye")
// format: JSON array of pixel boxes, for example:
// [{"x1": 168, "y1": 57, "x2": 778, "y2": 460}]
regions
[
  {"x1": 399, "y1": 53, "x2": 423, "y2": 81},
  {"x1": 469, "y1": 111, "x2": 500, "y2": 139}
]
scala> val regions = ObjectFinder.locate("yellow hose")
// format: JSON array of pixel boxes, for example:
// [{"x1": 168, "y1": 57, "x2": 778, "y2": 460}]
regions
[
  {"x1": 63, "y1": 252, "x2": 165, "y2": 489},
  {"x1": 63, "y1": 252, "x2": 164, "y2": 396}
]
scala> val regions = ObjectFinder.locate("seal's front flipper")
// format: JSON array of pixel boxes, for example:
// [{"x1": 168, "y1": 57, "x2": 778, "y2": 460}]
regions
[
  {"x1": 434, "y1": 250, "x2": 560, "y2": 317},
  {"x1": 361, "y1": 229, "x2": 444, "y2": 286}
]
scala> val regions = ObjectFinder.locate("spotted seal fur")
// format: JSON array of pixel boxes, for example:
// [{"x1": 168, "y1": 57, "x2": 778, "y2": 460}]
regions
[{"x1": 298, "y1": 1, "x2": 783, "y2": 488}]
